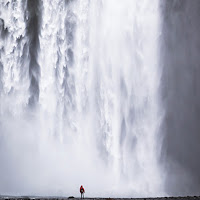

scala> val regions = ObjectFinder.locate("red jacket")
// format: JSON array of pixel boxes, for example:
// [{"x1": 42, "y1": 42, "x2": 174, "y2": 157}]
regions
[{"x1": 80, "y1": 186, "x2": 85, "y2": 193}]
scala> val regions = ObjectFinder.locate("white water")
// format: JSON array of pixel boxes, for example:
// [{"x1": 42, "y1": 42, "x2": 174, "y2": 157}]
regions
[{"x1": 0, "y1": 0, "x2": 164, "y2": 197}]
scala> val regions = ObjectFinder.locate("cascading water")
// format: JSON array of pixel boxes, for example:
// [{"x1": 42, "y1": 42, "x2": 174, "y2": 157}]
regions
[{"x1": 0, "y1": 0, "x2": 164, "y2": 197}]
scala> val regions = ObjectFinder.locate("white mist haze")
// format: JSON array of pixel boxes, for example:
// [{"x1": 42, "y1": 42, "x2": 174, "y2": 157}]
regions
[{"x1": 0, "y1": 0, "x2": 164, "y2": 197}]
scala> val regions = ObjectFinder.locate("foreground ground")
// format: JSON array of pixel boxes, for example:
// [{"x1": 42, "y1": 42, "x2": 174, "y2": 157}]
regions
[{"x1": 0, "y1": 197, "x2": 200, "y2": 200}]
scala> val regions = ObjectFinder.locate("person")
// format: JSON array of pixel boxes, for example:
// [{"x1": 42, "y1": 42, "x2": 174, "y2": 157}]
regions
[{"x1": 80, "y1": 185, "x2": 85, "y2": 199}]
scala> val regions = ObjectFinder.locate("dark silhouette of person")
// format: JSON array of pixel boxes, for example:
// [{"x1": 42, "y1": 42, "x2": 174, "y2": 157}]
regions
[{"x1": 80, "y1": 185, "x2": 85, "y2": 198}]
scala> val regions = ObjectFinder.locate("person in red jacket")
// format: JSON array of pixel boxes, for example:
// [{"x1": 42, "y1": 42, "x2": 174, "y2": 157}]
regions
[{"x1": 80, "y1": 185, "x2": 85, "y2": 199}]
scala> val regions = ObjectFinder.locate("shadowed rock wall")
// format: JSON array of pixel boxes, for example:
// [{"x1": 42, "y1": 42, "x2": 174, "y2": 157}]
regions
[{"x1": 160, "y1": 0, "x2": 200, "y2": 196}]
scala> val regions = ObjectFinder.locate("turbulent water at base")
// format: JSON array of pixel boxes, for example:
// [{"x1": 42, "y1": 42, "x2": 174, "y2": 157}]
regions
[{"x1": 0, "y1": 0, "x2": 164, "y2": 197}]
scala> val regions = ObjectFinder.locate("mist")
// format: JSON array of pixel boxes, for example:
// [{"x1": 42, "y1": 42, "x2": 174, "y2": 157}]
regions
[
  {"x1": 0, "y1": 0, "x2": 163, "y2": 197},
  {"x1": 1, "y1": 0, "x2": 200, "y2": 198}
]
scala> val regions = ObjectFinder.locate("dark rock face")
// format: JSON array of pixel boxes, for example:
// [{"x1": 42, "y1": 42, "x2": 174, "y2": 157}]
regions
[
  {"x1": 160, "y1": 0, "x2": 200, "y2": 196},
  {"x1": 25, "y1": 0, "x2": 42, "y2": 107}
]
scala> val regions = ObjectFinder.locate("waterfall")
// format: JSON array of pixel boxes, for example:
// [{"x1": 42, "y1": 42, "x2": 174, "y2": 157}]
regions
[{"x1": 0, "y1": 0, "x2": 164, "y2": 197}]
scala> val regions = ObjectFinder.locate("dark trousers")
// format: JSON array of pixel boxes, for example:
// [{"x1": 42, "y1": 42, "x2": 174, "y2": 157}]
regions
[{"x1": 81, "y1": 192, "x2": 84, "y2": 199}]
